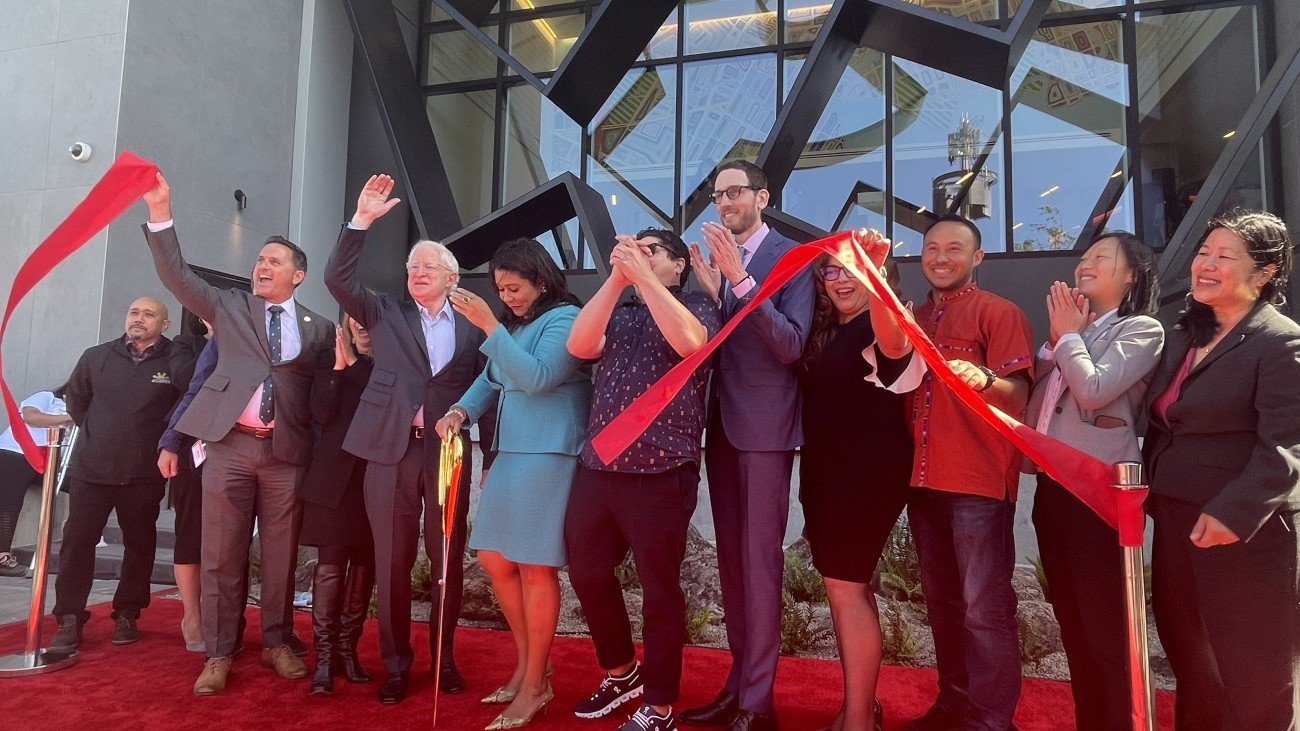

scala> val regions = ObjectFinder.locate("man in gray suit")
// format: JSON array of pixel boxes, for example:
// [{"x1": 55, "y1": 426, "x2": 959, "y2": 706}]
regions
[
  {"x1": 142, "y1": 173, "x2": 334, "y2": 696},
  {"x1": 325, "y1": 174, "x2": 484, "y2": 705},
  {"x1": 682, "y1": 161, "x2": 815, "y2": 731}
]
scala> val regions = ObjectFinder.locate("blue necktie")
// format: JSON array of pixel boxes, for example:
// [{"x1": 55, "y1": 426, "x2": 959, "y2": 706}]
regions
[{"x1": 259, "y1": 305, "x2": 283, "y2": 424}]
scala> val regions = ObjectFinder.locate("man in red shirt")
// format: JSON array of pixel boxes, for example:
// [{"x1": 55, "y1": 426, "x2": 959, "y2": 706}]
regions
[{"x1": 882, "y1": 215, "x2": 1034, "y2": 731}]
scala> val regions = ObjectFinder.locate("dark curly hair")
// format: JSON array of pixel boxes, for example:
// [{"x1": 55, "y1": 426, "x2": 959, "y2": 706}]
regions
[
  {"x1": 1177, "y1": 209, "x2": 1293, "y2": 346},
  {"x1": 800, "y1": 253, "x2": 901, "y2": 369},
  {"x1": 635, "y1": 227, "x2": 691, "y2": 287},
  {"x1": 489, "y1": 238, "x2": 582, "y2": 330}
]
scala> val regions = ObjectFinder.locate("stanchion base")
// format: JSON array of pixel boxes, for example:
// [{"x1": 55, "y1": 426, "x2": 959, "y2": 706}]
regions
[{"x1": 0, "y1": 647, "x2": 78, "y2": 677}]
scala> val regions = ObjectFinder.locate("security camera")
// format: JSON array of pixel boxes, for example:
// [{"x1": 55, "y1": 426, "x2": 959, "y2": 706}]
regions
[{"x1": 69, "y1": 142, "x2": 92, "y2": 162}]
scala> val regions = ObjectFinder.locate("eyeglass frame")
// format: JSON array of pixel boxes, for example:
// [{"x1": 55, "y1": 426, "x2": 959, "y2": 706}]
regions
[
  {"x1": 709, "y1": 185, "x2": 763, "y2": 205},
  {"x1": 405, "y1": 262, "x2": 454, "y2": 275}
]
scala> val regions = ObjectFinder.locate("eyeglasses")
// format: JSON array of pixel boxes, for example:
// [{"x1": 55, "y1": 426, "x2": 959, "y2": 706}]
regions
[
  {"x1": 819, "y1": 265, "x2": 846, "y2": 281},
  {"x1": 709, "y1": 185, "x2": 762, "y2": 204},
  {"x1": 406, "y1": 263, "x2": 451, "y2": 275}
]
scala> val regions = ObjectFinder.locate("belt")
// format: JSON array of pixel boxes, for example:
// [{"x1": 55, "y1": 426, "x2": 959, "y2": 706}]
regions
[
  {"x1": 412, "y1": 426, "x2": 425, "y2": 440},
  {"x1": 233, "y1": 423, "x2": 273, "y2": 439}
]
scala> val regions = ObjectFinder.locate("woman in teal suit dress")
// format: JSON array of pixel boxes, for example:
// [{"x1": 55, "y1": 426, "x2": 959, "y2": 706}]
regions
[{"x1": 436, "y1": 238, "x2": 590, "y2": 730}]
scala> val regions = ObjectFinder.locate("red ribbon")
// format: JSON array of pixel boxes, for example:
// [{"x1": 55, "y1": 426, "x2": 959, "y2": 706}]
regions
[
  {"x1": 0, "y1": 151, "x2": 160, "y2": 472},
  {"x1": 591, "y1": 230, "x2": 1148, "y2": 547}
]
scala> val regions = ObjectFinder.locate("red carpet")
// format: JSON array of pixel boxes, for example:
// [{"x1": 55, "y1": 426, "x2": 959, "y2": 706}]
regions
[{"x1": 0, "y1": 597, "x2": 1173, "y2": 730}]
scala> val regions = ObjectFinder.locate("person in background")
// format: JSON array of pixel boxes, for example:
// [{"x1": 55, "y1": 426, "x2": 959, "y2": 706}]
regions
[
  {"x1": 436, "y1": 238, "x2": 590, "y2": 731},
  {"x1": 798, "y1": 235, "x2": 921, "y2": 731},
  {"x1": 0, "y1": 385, "x2": 73, "y2": 576},
  {"x1": 1024, "y1": 232, "x2": 1163, "y2": 730},
  {"x1": 298, "y1": 315, "x2": 377, "y2": 696},
  {"x1": 1144, "y1": 209, "x2": 1300, "y2": 730}
]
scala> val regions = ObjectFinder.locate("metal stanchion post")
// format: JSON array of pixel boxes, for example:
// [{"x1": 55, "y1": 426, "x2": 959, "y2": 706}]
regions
[
  {"x1": 1113, "y1": 461, "x2": 1153, "y2": 731},
  {"x1": 0, "y1": 426, "x2": 78, "y2": 676}
]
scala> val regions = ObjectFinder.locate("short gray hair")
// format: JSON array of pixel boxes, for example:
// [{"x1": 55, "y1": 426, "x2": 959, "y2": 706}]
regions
[{"x1": 407, "y1": 240, "x2": 461, "y2": 284}]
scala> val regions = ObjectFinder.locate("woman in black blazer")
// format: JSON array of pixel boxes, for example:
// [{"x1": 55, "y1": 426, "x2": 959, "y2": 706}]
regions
[
  {"x1": 300, "y1": 315, "x2": 376, "y2": 695},
  {"x1": 1143, "y1": 210, "x2": 1300, "y2": 730}
]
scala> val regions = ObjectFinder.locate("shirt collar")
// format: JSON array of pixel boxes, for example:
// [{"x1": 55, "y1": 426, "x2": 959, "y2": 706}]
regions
[
  {"x1": 1091, "y1": 308, "x2": 1120, "y2": 332},
  {"x1": 418, "y1": 298, "x2": 455, "y2": 323},
  {"x1": 265, "y1": 297, "x2": 297, "y2": 320},
  {"x1": 930, "y1": 281, "x2": 979, "y2": 305},
  {"x1": 122, "y1": 334, "x2": 159, "y2": 358},
  {"x1": 738, "y1": 223, "x2": 770, "y2": 257}
]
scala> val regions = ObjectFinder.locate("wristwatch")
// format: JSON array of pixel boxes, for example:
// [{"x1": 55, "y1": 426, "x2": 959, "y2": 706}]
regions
[{"x1": 974, "y1": 365, "x2": 997, "y2": 393}]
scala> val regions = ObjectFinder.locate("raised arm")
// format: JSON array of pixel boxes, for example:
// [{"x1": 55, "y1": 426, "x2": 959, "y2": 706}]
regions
[
  {"x1": 325, "y1": 175, "x2": 402, "y2": 329},
  {"x1": 1054, "y1": 316, "x2": 1164, "y2": 410},
  {"x1": 140, "y1": 172, "x2": 221, "y2": 322}
]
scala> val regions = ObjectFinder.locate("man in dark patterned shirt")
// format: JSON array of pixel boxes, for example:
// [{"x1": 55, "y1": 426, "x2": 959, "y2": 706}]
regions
[{"x1": 565, "y1": 228, "x2": 721, "y2": 731}]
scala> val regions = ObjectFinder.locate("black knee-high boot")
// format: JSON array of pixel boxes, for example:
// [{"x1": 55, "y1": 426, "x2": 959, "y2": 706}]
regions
[
  {"x1": 309, "y1": 564, "x2": 345, "y2": 695},
  {"x1": 337, "y1": 562, "x2": 373, "y2": 683}
]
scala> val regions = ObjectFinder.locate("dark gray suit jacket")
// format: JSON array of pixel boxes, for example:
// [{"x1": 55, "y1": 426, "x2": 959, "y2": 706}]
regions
[
  {"x1": 143, "y1": 225, "x2": 335, "y2": 466},
  {"x1": 712, "y1": 228, "x2": 816, "y2": 452},
  {"x1": 324, "y1": 226, "x2": 485, "y2": 466},
  {"x1": 1143, "y1": 302, "x2": 1300, "y2": 541}
]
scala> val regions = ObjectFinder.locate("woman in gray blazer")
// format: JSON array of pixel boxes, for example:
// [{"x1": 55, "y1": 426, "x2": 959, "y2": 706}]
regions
[
  {"x1": 436, "y1": 239, "x2": 591, "y2": 731},
  {"x1": 1143, "y1": 210, "x2": 1300, "y2": 730},
  {"x1": 1025, "y1": 231, "x2": 1163, "y2": 731}
]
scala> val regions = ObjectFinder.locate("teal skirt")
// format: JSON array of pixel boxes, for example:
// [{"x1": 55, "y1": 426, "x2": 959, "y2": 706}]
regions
[{"x1": 469, "y1": 451, "x2": 577, "y2": 567}]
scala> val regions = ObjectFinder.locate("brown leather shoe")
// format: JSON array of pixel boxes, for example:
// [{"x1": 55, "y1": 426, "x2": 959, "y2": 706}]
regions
[
  {"x1": 260, "y1": 644, "x2": 309, "y2": 679},
  {"x1": 194, "y1": 656, "x2": 232, "y2": 696}
]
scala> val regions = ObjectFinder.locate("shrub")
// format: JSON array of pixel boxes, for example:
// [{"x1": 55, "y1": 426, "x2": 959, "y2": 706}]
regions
[
  {"x1": 879, "y1": 597, "x2": 921, "y2": 665},
  {"x1": 779, "y1": 588, "x2": 832, "y2": 655},
  {"x1": 879, "y1": 517, "x2": 924, "y2": 603},
  {"x1": 783, "y1": 546, "x2": 827, "y2": 604}
]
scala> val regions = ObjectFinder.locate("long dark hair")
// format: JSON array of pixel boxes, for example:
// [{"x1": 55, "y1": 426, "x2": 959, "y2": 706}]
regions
[
  {"x1": 1177, "y1": 209, "x2": 1294, "y2": 346},
  {"x1": 800, "y1": 253, "x2": 900, "y2": 369},
  {"x1": 489, "y1": 238, "x2": 582, "y2": 330},
  {"x1": 1088, "y1": 231, "x2": 1159, "y2": 318}
]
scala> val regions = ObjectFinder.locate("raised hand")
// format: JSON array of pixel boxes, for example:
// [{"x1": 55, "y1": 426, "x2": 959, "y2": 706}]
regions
[
  {"x1": 610, "y1": 235, "x2": 655, "y2": 287},
  {"x1": 351, "y1": 174, "x2": 402, "y2": 229},
  {"x1": 144, "y1": 172, "x2": 172, "y2": 222},
  {"x1": 449, "y1": 286, "x2": 500, "y2": 335},
  {"x1": 689, "y1": 243, "x2": 721, "y2": 301},
  {"x1": 334, "y1": 325, "x2": 356, "y2": 370},
  {"x1": 701, "y1": 222, "x2": 747, "y2": 285},
  {"x1": 1045, "y1": 281, "x2": 1092, "y2": 346}
]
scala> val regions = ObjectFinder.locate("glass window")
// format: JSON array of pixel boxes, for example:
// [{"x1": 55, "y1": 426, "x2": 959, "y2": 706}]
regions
[
  {"x1": 510, "y1": 0, "x2": 582, "y2": 10},
  {"x1": 891, "y1": 59, "x2": 1006, "y2": 253},
  {"x1": 785, "y1": 1, "x2": 831, "y2": 44},
  {"x1": 680, "y1": 55, "x2": 778, "y2": 206},
  {"x1": 427, "y1": 91, "x2": 496, "y2": 223},
  {"x1": 1009, "y1": 21, "x2": 1132, "y2": 251},
  {"x1": 908, "y1": 0, "x2": 1000, "y2": 23},
  {"x1": 683, "y1": 0, "x2": 777, "y2": 55},
  {"x1": 781, "y1": 49, "x2": 889, "y2": 234},
  {"x1": 425, "y1": 26, "x2": 500, "y2": 84},
  {"x1": 590, "y1": 66, "x2": 678, "y2": 217},
  {"x1": 1009, "y1": 0, "x2": 1122, "y2": 13},
  {"x1": 645, "y1": 8, "x2": 679, "y2": 60},
  {"x1": 587, "y1": 171, "x2": 674, "y2": 258},
  {"x1": 503, "y1": 86, "x2": 583, "y2": 204},
  {"x1": 507, "y1": 11, "x2": 585, "y2": 75},
  {"x1": 1135, "y1": 6, "x2": 1260, "y2": 245}
]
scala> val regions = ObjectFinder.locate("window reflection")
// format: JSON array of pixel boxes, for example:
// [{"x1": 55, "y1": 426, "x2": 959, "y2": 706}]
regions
[
  {"x1": 426, "y1": 91, "x2": 496, "y2": 223},
  {"x1": 503, "y1": 86, "x2": 582, "y2": 204},
  {"x1": 590, "y1": 67, "x2": 678, "y2": 216},
  {"x1": 683, "y1": 0, "x2": 777, "y2": 54},
  {"x1": 1010, "y1": 21, "x2": 1131, "y2": 251},
  {"x1": 680, "y1": 55, "x2": 777, "y2": 206},
  {"x1": 507, "y1": 11, "x2": 585, "y2": 75},
  {"x1": 425, "y1": 27, "x2": 499, "y2": 84},
  {"x1": 891, "y1": 59, "x2": 1005, "y2": 253},
  {"x1": 1136, "y1": 6, "x2": 1260, "y2": 244}
]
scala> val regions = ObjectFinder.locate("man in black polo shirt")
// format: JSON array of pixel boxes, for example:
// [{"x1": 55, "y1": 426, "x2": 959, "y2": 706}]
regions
[
  {"x1": 50, "y1": 296, "x2": 195, "y2": 649},
  {"x1": 565, "y1": 229, "x2": 721, "y2": 731}
]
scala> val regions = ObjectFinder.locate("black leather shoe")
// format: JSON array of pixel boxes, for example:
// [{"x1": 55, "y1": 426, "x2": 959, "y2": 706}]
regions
[
  {"x1": 378, "y1": 672, "x2": 408, "y2": 704},
  {"x1": 680, "y1": 689, "x2": 740, "y2": 726},
  {"x1": 727, "y1": 710, "x2": 778, "y2": 731},
  {"x1": 437, "y1": 657, "x2": 466, "y2": 694},
  {"x1": 903, "y1": 705, "x2": 964, "y2": 731},
  {"x1": 874, "y1": 698, "x2": 884, "y2": 731}
]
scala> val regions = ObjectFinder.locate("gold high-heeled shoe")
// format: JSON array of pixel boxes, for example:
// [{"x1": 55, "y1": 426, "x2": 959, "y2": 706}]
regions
[
  {"x1": 481, "y1": 667, "x2": 554, "y2": 704},
  {"x1": 483, "y1": 686, "x2": 554, "y2": 730},
  {"x1": 481, "y1": 686, "x2": 516, "y2": 704}
]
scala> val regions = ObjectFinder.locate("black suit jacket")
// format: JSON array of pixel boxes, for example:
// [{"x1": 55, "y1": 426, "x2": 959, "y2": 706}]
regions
[
  {"x1": 324, "y1": 225, "x2": 485, "y2": 465},
  {"x1": 143, "y1": 225, "x2": 335, "y2": 465},
  {"x1": 1143, "y1": 301, "x2": 1300, "y2": 541},
  {"x1": 300, "y1": 358, "x2": 371, "y2": 509}
]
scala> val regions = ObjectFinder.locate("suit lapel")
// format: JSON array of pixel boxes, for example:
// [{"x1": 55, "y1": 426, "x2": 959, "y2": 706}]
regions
[
  {"x1": 248, "y1": 295, "x2": 272, "y2": 359},
  {"x1": 294, "y1": 302, "x2": 322, "y2": 358},
  {"x1": 1190, "y1": 306, "x2": 1268, "y2": 375},
  {"x1": 402, "y1": 300, "x2": 432, "y2": 371}
]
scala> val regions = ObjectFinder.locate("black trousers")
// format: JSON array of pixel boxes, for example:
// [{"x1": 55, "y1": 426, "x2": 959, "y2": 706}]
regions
[
  {"x1": 53, "y1": 477, "x2": 166, "y2": 622},
  {"x1": 364, "y1": 432, "x2": 470, "y2": 675},
  {"x1": 564, "y1": 462, "x2": 699, "y2": 706},
  {"x1": 1031, "y1": 475, "x2": 1130, "y2": 731},
  {"x1": 0, "y1": 450, "x2": 38, "y2": 554},
  {"x1": 1150, "y1": 493, "x2": 1300, "y2": 731}
]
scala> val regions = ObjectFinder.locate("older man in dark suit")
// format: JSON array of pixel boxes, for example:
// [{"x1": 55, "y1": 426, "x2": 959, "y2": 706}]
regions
[
  {"x1": 683, "y1": 160, "x2": 815, "y2": 731},
  {"x1": 325, "y1": 174, "x2": 484, "y2": 705},
  {"x1": 142, "y1": 173, "x2": 334, "y2": 696}
]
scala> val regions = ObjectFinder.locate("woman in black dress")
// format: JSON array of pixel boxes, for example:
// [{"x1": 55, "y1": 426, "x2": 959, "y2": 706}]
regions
[
  {"x1": 300, "y1": 315, "x2": 376, "y2": 695},
  {"x1": 798, "y1": 242, "x2": 919, "y2": 731}
]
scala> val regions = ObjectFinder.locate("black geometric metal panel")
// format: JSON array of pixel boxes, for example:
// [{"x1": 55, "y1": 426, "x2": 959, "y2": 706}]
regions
[
  {"x1": 1156, "y1": 26, "x2": 1300, "y2": 302},
  {"x1": 545, "y1": 0, "x2": 679, "y2": 127},
  {"x1": 440, "y1": 173, "x2": 617, "y2": 274},
  {"x1": 343, "y1": 0, "x2": 462, "y2": 240}
]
